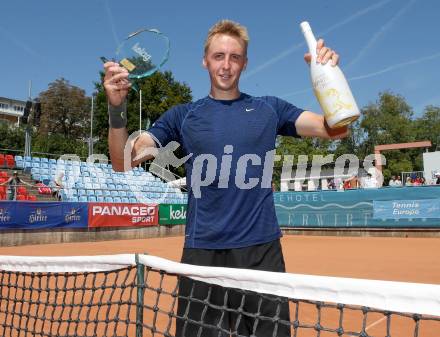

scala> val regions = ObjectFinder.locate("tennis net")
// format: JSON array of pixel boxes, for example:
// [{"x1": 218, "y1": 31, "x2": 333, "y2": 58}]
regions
[{"x1": 0, "y1": 254, "x2": 439, "y2": 337}]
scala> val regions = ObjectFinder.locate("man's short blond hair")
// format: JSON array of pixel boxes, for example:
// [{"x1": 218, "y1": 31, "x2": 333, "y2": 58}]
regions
[{"x1": 204, "y1": 20, "x2": 249, "y2": 55}]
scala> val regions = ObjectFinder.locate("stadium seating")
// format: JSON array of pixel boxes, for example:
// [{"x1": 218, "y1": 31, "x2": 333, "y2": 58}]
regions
[{"x1": 12, "y1": 155, "x2": 188, "y2": 204}]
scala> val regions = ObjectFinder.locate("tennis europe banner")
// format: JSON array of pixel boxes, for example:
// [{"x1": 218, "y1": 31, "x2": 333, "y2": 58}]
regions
[
  {"x1": 373, "y1": 199, "x2": 440, "y2": 219},
  {"x1": 88, "y1": 203, "x2": 158, "y2": 228},
  {"x1": 159, "y1": 204, "x2": 187, "y2": 225},
  {"x1": 274, "y1": 186, "x2": 440, "y2": 228}
]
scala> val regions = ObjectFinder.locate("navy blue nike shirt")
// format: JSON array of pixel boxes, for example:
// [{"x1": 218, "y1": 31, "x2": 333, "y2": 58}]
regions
[{"x1": 148, "y1": 93, "x2": 304, "y2": 249}]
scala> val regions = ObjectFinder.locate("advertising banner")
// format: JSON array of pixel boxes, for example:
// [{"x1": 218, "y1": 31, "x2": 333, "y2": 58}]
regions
[
  {"x1": 0, "y1": 202, "x2": 88, "y2": 229},
  {"x1": 88, "y1": 203, "x2": 158, "y2": 228},
  {"x1": 373, "y1": 199, "x2": 440, "y2": 219},
  {"x1": 274, "y1": 186, "x2": 440, "y2": 228},
  {"x1": 159, "y1": 204, "x2": 187, "y2": 225}
]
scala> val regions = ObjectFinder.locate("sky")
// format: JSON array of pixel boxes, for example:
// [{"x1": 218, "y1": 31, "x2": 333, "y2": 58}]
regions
[{"x1": 1, "y1": 0, "x2": 439, "y2": 117}]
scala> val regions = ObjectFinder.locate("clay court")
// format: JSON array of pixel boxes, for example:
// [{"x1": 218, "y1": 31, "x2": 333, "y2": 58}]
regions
[
  {"x1": 1, "y1": 234, "x2": 440, "y2": 336},
  {"x1": 1, "y1": 235, "x2": 439, "y2": 283}
]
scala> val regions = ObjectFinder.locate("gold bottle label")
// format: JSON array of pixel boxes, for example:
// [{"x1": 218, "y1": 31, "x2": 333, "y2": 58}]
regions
[{"x1": 314, "y1": 88, "x2": 354, "y2": 119}]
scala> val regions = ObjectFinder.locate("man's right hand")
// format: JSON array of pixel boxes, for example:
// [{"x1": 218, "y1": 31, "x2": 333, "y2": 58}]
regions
[{"x1": 103, "y1": 61, "x2": 131, "y2": 106}]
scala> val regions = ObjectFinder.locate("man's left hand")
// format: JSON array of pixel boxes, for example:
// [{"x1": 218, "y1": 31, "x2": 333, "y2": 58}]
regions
[{"x1": 304, "y1": 39, "x2": 340, "y2": 66}]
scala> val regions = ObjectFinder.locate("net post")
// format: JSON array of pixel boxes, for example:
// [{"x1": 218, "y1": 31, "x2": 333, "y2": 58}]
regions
[{"x1": 136, "y1": 254, "x2": 145, "y2": 337}]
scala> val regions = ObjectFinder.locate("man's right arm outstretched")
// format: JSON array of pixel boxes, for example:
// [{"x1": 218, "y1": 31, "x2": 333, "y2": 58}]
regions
[{"x1": 103, "y1": 62, "x2": 157, "y2": 172}]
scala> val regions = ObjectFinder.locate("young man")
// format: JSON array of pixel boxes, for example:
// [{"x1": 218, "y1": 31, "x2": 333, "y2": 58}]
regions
[{"x1": 104, "y1": 20, "x2": 347, "y2": 337}]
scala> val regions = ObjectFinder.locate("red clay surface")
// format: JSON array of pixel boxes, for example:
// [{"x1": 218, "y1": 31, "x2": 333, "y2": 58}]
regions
[
  {"x1": 1, "y1": 235, "x2": 439, "y2": 283},
  {"x1": 1, "y1": 235, "x2": 440, "y2": 336}
]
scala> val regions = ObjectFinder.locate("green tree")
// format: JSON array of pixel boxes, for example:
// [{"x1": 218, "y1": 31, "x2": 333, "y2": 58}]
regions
[
  {"x1": 332, "y1": 119, "x2": 364, "y2": 159},
  {"x1": 0, "y1": 123, "x2": 25, "y2": 152},
  {"x1": 359, "y1": 91, "x2": 417, "y2": 180},
  {"x1": 414, "y1": 105, "x2": 440, "y2": 152},
  {"x1": 38, "y1": 78, "x2": 90, "y2": 139}
]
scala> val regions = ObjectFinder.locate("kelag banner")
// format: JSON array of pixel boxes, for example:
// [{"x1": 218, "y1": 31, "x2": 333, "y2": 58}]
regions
[
  {"x1": 88, "y1": 203, "x2": 158, "y2": 228},
  {"x1": 373, "y1": 199, "x2": 440, "y2": 219},
  {"x1": 159, "y1": 204, "x2": 187, "y2": 225},
  {"x1": 274, "y1": 186, "x2": 440, "y2": 228},
  {"x1": 0, "y1": 202, "x2": 88, "y2": 229}
]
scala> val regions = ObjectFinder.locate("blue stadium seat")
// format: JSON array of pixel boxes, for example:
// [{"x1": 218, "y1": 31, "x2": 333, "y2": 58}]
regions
[
  {"x1": 97, "y1": 196, "x2": 105, "y2": 202},
  {"x1": 41, "y1": 158, "x2": 48, "y2": 163},
  {"x1": 87, "y1": 190, "x2": 95, "y2": 197},
  {"x1": 32, "y1": 157, "x2": 41, "y2": 163},
  {"x1": 78, "y1": 189, "x2": 87, "y2": 196},
  {"x1": 121, "y1": 197, "x2": 129, "y2": 203},
  {"x1": 92, "y1": 183, "x2": 100, "y2": 190},
  {"x1": 75, "y1": 182, "x2": 84, "y2": 189},
  {"x1": 95, "y1": 190, "x2": 103, "y2": 196},
  {"x1": 41, "y1": 176, "x2": 51, "y2": 185},
  {"x1": 85, "y1": 183, "x2": 93, "y2": 190},
  {"x1": 108, "y1": 184, "x2": 116, "y2": 190},
  {"x1": 88, "y1": 196, "x2": 97, "y2": 202},
  {"x1": 70, "y1": 196, "x2": 79, "y2": 202},
  {"x1": 119, "y1": 191, "x2": 127, "y2": 198},
  {"x1": 104, "y1": 196, "x2": 113, "y2": 202},
  {"x1": 111, "y1": 191, "x2": 119, "y2": 198},
  {"x1": 67, "y1": 189, "x2": 78, "y2": 196},
  {"x1": 79, "y1": 196, "x2": 88, "y2": 202},
  {"x1": 15, "y1": 155, "x2": 23, "y2": 161},
  {"x1": 15, "y1": 161, "x2": 24, "y2": 169},
  {"x1": 129, "y1": 197, "x2": 137, "y2": 203},
  {"x1": 113, "y1": 197, "x2": 122, "y2": 203},
  {"x1": 32, "y1": 162, "x2": 40, "y2": 168},
  {"x1": 49, "y1": 158, "x2": 56, "y2": 164},
  {"x1": 103, "y1": 190, "x2": 111, "y2": 197}
]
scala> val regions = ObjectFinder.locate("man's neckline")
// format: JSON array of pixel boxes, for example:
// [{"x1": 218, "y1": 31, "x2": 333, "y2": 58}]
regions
[{"x1": 207, "y1": 92, "x2": 246, "y2": 104}]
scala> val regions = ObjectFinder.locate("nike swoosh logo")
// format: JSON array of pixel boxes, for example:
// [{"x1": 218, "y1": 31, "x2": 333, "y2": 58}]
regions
[{"x1": 245, "y1": 108, "x2": 255, "y2": 112}]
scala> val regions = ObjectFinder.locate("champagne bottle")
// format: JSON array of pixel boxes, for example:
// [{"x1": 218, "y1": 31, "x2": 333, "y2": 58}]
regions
[{"x1": 300, "y1": 21, "x2": 360, "y2": 128}]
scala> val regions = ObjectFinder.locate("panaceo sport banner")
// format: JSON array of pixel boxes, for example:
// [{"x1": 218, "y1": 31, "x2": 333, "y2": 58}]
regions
[
  {"x1": 159, "y1": 204, "x2": 187, "y2": 225},
  {"x1": 0, "y1": 202, "x2": 88, "y2": 229},
  {"x1": 88, "y1": 203, "x2": 158, "y2": 228}
]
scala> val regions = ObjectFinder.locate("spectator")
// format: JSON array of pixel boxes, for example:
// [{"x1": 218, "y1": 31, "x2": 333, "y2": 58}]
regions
[
  {"x1": 419, "y1": 177, "x2": 426, "y2": 185},
  {"x1": 49, "y1": 172, "x2": 64, "y2": 200},
  {"x1": 395, "y1": 175, "x2": 403, "y2": 187},
  {"x1": 405, "y1": 176, "x2": 413, "y2": 186},
  {"x1": 363, "y1": 173, "x2": 377, "y2": 189},
  {"x1": 327, "y1": 178, "x2": 336, "y2": 190},
  {"x1": 0, "y1": 171, "x2": 33, "y2": 200},
  {"x1": 344, "y1": 174, "x2": 360, "y2": 189},
  {"x1": 388, "y1": 175, "x2": 397, "y2": 187},
  {"x1": 436, "y1": 173, "x2": 440, "y2": 185}
]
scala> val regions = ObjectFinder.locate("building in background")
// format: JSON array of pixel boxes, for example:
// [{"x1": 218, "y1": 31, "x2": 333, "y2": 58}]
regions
[{"x1": 0, "y1": 96, "x2": 25, "y2": 126}]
